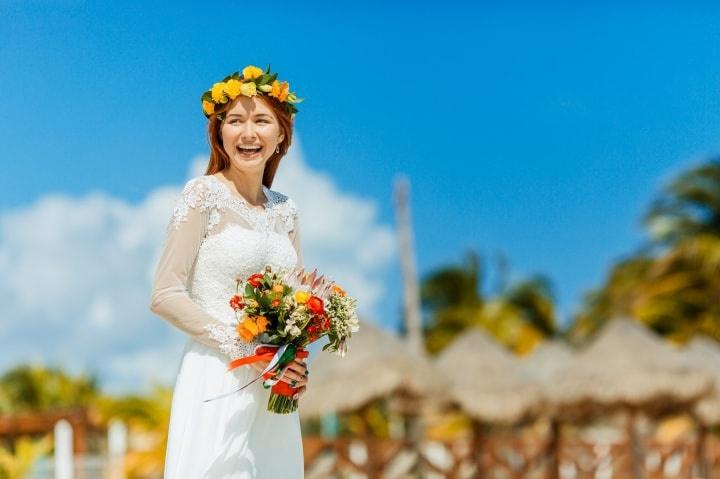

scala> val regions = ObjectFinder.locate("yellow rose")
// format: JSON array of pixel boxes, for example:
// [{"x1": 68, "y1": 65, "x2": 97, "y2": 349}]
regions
[
  {"x1": 202, "y1": 100, "x2": 214, "y2": 115},
  {"x1": 211, "y1": 82, "x2": 228, "y2": 103},
  {"x1": 224, "y1": 79, "x2": 242, "y2": 100},
  {"x1": 240, "y1": 81, "x2": 257, "y2": 97},
  {"x1": 242, "y1": 65, "x2": 263, "y2": 80},
  {"x1": 270, "y1": 80, "x2": 289, "y2": 102},
  {"x1": 294, "y1": 291, "x2": 310, "y2": 304}
]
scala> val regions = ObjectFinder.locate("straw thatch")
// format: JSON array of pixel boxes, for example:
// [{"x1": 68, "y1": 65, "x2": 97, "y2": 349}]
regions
[
  {"x1": 434, "y1": 327, "x2": 543, "y2": 424},
  {"x1": 518, "y1": 339, "x2": 574, "y2": 385},
  {"x1": 682, "y1": 336, "x2": 720, "y2": 425},
  {"x1": 545, "y1": 318, "x2": 712, "y2": 416},
  {"x1": 299, "y1": 320, "x2": 448, "y2": 419}
]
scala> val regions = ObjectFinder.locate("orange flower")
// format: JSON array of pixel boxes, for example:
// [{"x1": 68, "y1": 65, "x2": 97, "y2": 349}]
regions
[
  {"x1": 332, "y1": 285, "x2": 346, "y2": 297},
  {"x1": 270, "y1": 80, "x2": 289, "y2": 102},
  {"x1": 272, "y1": 284, "x2": 284, "y2": 293},
  {"x1": 256, "y1": 315, "x2": 270, "y2": 332},
  {"x1": 202, "y1": 100, "x2": 214, "y2": 115},
  {"x1": 236, "y1": 322, "x2": 255, "y2": 342}
]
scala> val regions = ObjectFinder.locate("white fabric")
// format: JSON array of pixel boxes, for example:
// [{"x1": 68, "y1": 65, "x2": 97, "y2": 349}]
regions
[{"x1": 149, "y1": 174, "x2": 304, "y2": 478}]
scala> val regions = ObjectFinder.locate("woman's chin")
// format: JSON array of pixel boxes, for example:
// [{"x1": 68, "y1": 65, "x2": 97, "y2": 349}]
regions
[{"x1": 232, "y1": 155, "x2": 267, "y2": 168}]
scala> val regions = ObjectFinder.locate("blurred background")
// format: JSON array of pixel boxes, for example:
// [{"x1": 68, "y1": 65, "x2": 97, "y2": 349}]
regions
[{"x1": 2, "y1": 1, "x2": 720, "y2": 478}]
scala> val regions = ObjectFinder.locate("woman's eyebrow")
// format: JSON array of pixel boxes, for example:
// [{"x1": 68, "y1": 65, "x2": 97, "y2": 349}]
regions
[{"x1": 226, "y1": 113, "x2": 272, "y2": 119}]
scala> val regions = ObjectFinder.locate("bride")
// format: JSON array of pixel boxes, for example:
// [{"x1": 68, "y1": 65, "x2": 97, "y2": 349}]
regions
[{"x1": 149, "y1": 65, "x2": 308, "y2": 478}]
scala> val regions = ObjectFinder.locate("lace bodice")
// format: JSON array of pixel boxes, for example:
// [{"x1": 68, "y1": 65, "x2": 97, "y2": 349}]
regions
[{"x1": 149, "y1": 174, "x2": 303, "y2": 360}]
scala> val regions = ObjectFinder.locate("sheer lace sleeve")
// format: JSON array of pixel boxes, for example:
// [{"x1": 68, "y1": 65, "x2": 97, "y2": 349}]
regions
[{"x1": 149, "y1": 178, "x2": 247, "y2": 360}]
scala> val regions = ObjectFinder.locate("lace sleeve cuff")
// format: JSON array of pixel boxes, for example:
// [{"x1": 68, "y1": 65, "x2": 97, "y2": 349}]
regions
[{"x1": 203, "y1": 323, "x2": 258, "y2": 360}]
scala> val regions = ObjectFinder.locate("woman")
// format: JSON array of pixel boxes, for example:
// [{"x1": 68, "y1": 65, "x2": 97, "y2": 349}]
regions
[{"x1": 149, "y1": 65, "x2": 308, "y2": 478}]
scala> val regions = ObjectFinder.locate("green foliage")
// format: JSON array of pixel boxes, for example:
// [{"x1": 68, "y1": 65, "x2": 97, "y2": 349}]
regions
[
  {"x1": 0, "y1": 365, "x2": 98, "y2": 414},
  {"x1": 420, "y1": 250, "x2": 557, "y2": 355},
  {"x1": 645, "y1": 159, "x2": 720, "y2": 245},
  {"x1": 0, "y1": 435, "x2": 52, "y2": 479},
  {"x1": 571, "y1": 158, "x2": 720, "y2": 344}
]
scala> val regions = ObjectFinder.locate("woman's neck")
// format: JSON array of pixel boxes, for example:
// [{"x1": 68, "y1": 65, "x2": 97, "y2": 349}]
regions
[{"x1": 216, "y1": 167, "x2": 266, "y2": 207}]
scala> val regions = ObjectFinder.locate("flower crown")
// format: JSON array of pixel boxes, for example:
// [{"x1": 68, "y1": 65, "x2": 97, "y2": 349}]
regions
[{"x1": 201, "y1": 64, "x2": 302, "y2": 122}]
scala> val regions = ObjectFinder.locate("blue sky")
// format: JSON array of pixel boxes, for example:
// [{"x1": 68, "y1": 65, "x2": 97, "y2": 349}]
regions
[{"x1": 2, "y1": 1, "x2": 720, "y2": 389}]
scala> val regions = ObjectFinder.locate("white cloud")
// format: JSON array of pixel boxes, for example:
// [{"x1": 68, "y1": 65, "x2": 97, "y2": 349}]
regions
[{"x1": 0, "y1": 137, "x2": 396, "y2": 392}]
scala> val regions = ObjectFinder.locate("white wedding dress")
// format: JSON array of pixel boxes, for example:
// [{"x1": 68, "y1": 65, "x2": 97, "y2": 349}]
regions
[{"x1": 149, "y1": 174, "x2": 304, "y2": 478}]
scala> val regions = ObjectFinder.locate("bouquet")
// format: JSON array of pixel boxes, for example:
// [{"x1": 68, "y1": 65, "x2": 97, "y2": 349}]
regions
[{"x1": 221, "y1": 265, "x2": 358, "y2": 414}]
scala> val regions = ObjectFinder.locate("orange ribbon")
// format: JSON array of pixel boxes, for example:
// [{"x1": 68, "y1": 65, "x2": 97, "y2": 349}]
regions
[{"x1": 227, "y1": 345, "x2": 309, "y2": 397}]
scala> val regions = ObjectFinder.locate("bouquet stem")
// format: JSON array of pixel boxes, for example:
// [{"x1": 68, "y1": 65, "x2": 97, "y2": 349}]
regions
[{"x1": 268, "y1": 392, "x2": 299, "y2": 414}]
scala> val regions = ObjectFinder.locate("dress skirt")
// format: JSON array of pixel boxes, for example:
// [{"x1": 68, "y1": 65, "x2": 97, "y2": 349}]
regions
[{"x1": 163, "y1": 339, "x2": 304, "y2": 478}]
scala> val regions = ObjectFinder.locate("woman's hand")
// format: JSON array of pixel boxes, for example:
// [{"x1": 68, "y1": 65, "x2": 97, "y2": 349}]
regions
[{"x1": 248, "y1": 357, "x2": 309, "y2": 398}]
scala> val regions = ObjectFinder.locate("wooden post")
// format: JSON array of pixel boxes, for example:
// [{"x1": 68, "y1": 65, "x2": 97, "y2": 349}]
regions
[
  {"x1": 393, "y1": 175, "x2": 424, "y2": 356},
  {"x1": 695, "y1": 421, "x2": 708, "y2": 479},
  {"x1": 627, "y1": 407, "x2": 644, "y2": 479},
  {"x1": 472, "y1": 420, "x2": 486, "y2": 479},
  {"x1": 548, "y1": 418, "x2": 560, "y2": 479}
]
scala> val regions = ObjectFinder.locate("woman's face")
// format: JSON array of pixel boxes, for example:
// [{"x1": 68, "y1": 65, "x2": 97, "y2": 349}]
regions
[{"x1": 220, "y1": 96, "x2": 285, "y2": 173}]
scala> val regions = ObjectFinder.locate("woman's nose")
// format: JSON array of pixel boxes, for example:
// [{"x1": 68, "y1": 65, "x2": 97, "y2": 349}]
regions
[{"x1": 241, "y1": 122, "x2": 257, "y2": 140}]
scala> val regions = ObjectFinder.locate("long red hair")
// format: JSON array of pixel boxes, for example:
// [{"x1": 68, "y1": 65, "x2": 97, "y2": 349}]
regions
[{"x1": 204, "y1": 95, "x2": 294, "y2": 188}]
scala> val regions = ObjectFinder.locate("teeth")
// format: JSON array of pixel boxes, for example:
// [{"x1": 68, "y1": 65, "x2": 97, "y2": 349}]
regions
[{"x1": 238, "y1": 145, "x2": 262, "y2": 151}]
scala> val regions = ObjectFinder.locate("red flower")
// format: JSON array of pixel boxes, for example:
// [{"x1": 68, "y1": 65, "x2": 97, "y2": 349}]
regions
[
  {"x1": 247, "y1": 273, "x2": 264, "y2": 288},
  {"x1": 229, "y1": 295, "x2": 244, "y2": 311},
  {"x1": 321, "y1": 317, "x2": 331, "y2": 331},
  {"x1": 271, "y1": 299, "x2": 281, "y2": 308},
  {"x1": 306, "y1": 296, "x2": 324, "y2": 315}
]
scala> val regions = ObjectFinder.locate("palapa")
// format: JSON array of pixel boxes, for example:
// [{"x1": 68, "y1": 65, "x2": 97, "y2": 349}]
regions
[
  {"x1": 435, "y1": 327, "x2": 543, "y2": 424},
  {"x1": 544, "y1": 318, "x2": 712, "y2": 416},
  {"x1": 681, "y1": 336, "x2": 720, "y2": 425},
  {"x1": 299, "y1": 319, "x2": 447, "y2": 418},
  {"x1": 519, "y1": 339, "x2": 574, "y2": 385}
]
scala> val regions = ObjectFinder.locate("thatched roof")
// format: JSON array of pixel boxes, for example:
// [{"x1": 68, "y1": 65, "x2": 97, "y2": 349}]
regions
[
  {"x1": 681, "y1": 336, "x2": 720, "y2": 425},
  {"x1": 434, "y1": 328, "x2": 543, "y2": 424},
  {"x1": 299, "y1": 320, "x2": 447, "y2": 419},
  {"x1": 518, "y1": 339, "x2": 574, "y2": 385},
  {"x1": 544, "y1": 318, "x2": 712, "y2": 416}
]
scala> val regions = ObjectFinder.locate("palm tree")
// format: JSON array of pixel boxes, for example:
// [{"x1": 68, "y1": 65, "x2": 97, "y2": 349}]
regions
[
  {"x1": 0, "y1": 435, "x2": 52, "y2": 479},
  {"x1": 501, "y1": 275, "x2": 558, "y2": 338},
  {"x1": 571, "y1": 159, "x2": 720, "y2": 344},
  {"x1": 420, "y1": 250, "x2": 556, "y2": 355},
  {"x1": 420, "y1": 250, "x2": 484, "y2": 354},
  {"x1": 645, "y1": 159, "x2": 720, "y2": 245},
  {"x1": 569, "y1": 254, "x2": 654, "y2": 344},
  {"x1": 0, "y1": 365, "x2": 98, "y2": 414},
  {"x1": 634, "y1": 234, "x2": 720, "y2": 342}
]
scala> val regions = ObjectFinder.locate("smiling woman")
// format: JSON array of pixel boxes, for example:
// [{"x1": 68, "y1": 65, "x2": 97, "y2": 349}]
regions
[
  {"x1": 206, "y1": 88, "x2": 295, "y2": 190},
  {"x1": 148, "y1": 65, "x2": 307, "y2": 478}
]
